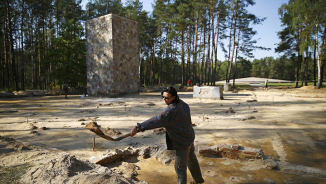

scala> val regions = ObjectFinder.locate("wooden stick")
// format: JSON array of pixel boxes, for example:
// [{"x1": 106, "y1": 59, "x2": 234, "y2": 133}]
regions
[
  {"x1": 86, "y1": 122, "x2": 132, "y2": 141},
  {"x1": 93, "y1": 137, "x2": 95, "y2": 151}
]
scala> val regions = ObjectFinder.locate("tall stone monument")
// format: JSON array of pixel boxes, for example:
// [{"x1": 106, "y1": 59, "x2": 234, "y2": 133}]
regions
[{"x1": 86, "y1": 14, "x2": 139, "y2": 96}]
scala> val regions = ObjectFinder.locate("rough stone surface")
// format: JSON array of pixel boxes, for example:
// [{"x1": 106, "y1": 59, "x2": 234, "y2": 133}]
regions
[
  {"x1": 28, "y1": 123, "x2": 37, "y2": 130},
  {"x1": 217, "y1": 143, "x2": 231, "y2": 152},
  {"x1": 199, "y1": 143, "x2": 265, "y2": 162},
  {"x1": 95, "y1": 147, "x2": 140, "y2": 166},
  {"x1": 91, "y1": 146, "x2": 162, "y2": 166},
  {"x1": 86, "y1": 14, "x2": 140, "y2": 97},
  {"x1": 232, "y1": 143, "x2": 240, "y2": 150},
  {"x1": 198, "y1": 146, "x2": 213, "y2": 155},
  {"x1": 154, "y1": 148, "x2": 175, "y2": 165},
  {"x1": 112, "y1": 162, "x2": 138, "y2": 179},
  {"x1": 240, "y1": 147, "x2": 264, "y2": 159}
]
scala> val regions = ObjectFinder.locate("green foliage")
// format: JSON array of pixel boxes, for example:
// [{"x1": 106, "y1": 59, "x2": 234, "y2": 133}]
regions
[
  {"x1": 1, "y1": 0, "x2": 325, "y2": 91},
  {"x1": 250, "y1": 56, "x2": 299, "y2": 81},
  {"x1": 276, "y1": 0, "x2": 326, "y2": 88}
]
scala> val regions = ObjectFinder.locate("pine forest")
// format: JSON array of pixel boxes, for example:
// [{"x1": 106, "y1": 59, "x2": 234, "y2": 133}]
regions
[{"x1": 1, "y1": 0, "x2": 325, "y2": 92}]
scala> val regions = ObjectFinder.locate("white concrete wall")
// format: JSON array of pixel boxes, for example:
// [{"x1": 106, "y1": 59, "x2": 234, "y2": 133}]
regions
[{"x1": 193, "y1": 86, "x2": 223, "y2": 99}]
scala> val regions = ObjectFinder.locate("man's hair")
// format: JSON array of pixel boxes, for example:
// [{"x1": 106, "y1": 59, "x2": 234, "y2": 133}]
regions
[{"x1": 161, "y1": 86, "x2": 180, "y2": 104}]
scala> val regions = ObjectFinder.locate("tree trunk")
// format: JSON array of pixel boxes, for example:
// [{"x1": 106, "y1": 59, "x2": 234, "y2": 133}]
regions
[
  {"x1": 31, "y1": 18, "x2": 35, "y2": 89},
  {"x1": 314, "y1": 37, "x2": 317, "y2": 86},
  {"x1": 152, "y1": 39, "x2": 156, "y2": 86},
  {"x1": 171, "y1": 42, "x2": 174, "y2": 86},
  {"x1": 317, "y1": 56, "x2": 321, "y2": 89},
  {"x1": 143, "y1": 57, "x2": 146, "y2": 86},
  {"x1": 304, "y1": 17, "x2": 309, "y2": 86},
  {"x1": 16, "y1": 37, "x2": 20, "y2": 86},
  {"x1": 210, "y1": 0, "x2": 215, "y2": 86},
  {"x1": 38, "y1": 32, "x2": 41, "y2": 90},
  {"x1": 164, "y1": 40, "x2": 168, "y2": 86},
  {"x1": 43, "y1": 17, "x2": 46, "y2": 90},
  {"x1": 213, "y1": 12, "x2": 220, "y2": 86},
  {"x1": 321, "y1": 62, "x2": 325, "y2": 87},
  {"x1": 233, "y1": 46, "x2": 239, "y2": 87},
  {"x1": 159, "y1": 53, "x2": 163, "y2": 87},
  {"x1": 233, "y1": 27, "x2": 241, "y2": 86},
  {"x1": 206, "y1": 3, "x2": 211, "y2": 86},
  {"x1": 150, "y1": 52, "x2": 153, "y2": 86},
  {"x1": 7, "y1": 0, "x2": 19, "y2": 91},
  {"x1": 226, "y1": 15, "x2": 233, "y2": 83},
  {"x1": 296, "y1": 27, "x2": 303, "y2": 88},
  {"x1": 172, "y1": 38, "x2": 176, "y2": 85},
  {"x1": 227, "y1": 0, "x2": 239, "y2": 83},
  {"x1": 201, "y1": 22, "x2": 206, "y2": 85},
  {"x1": 181, "y1": 28, "x2": 185, "y2": 87},
  {"x1": 295, "y1": 55, "x2": 301, "y2": 88},
  {"x1": 1, "y1": 42, "x2": 3, "y2": 89},
  {"x1": 4, "y1": 21, "x2": 10, "y2": 90},
  {"x1": 169, "y1": 22, "x2": 175, "y2": 85},
  {"x1": 186, "y1": 31, "x2": 191, "y2": 84},
  {"x1": 304, "y1": 49, "x2": 309, "y2": 86},
  {"x1": 193, "y1": 12, "x2": 199, "y2": 85},
  {"x1": 21, "y1": 0, "x2": 25, "y2": 90},
  {"x1": 317, "y1": 25, "x2": 325, "y2": 89},
  {"x1": 1, "y1": 53, "x2": 3, "y2": 89}
]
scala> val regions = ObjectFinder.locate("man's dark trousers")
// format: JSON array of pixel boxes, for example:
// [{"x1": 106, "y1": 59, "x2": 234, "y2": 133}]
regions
[{"x1": 175, "y1": 144, "x2": 204, "y2": 184}]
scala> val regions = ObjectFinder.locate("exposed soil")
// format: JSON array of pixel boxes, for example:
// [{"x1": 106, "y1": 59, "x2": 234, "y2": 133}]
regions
[{"x1": 1, "y1": 86, "x2": 326, "y2": 184}]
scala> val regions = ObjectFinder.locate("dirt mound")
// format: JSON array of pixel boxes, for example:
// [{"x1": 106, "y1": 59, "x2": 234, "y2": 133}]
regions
[
  {"x1": 298, "y1": 85, "x2": 326, "y2": 92},
  {"x1": 21, "y1": 154, "x2": 147, "y2": 184},
  {"x1": 0, "y1": 135, "x2": 35, "y2": 152},
  {"x1": 299, "y1": 86, "x2": 316, "y2": 90}
]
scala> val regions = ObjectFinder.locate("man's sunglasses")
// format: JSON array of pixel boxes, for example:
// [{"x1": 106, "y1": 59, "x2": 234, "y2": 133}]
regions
[{"x1": 162, "y1": 96, "x2": 171, "y2": 100}]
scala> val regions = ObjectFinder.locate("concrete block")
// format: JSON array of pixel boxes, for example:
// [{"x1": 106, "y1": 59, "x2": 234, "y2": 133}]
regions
[{"x1": 193, "y1": 86, "x2": 223, "y2": 99}]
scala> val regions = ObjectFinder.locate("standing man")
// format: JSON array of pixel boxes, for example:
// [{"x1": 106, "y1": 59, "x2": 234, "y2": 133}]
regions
[
  {"x1": 63, "y1": 83, "x2": 69, "y2": 99},
  {"x1": 130, "y1": 86, "x2": 204, "y2": 184},
  {"x1": 265, "y1": 80, "x2": 268, "y2": 89},
  {"x1": 188, "y1": 79, "x2": 192, "y2": 86}
]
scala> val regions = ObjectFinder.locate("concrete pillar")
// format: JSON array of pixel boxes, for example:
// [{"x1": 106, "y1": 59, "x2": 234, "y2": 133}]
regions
[{"x1": 86, "y1": 14, "x2": 139, "y2": 96}]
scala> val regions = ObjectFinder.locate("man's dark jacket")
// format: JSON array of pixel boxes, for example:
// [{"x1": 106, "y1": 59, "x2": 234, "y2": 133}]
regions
[{"x1": 138, "y1": 99, "x2": 195, "y2": 150}]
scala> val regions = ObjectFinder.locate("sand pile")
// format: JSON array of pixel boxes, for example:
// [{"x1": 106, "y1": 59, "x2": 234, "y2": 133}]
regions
[{"x1": 20, "y1": 153, "x2": 147, "y2": 184}]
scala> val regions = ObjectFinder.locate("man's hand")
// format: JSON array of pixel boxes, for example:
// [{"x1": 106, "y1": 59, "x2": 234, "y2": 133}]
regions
[{"x1": 130, "y1": 127, "x2": 138, "y2": 137}]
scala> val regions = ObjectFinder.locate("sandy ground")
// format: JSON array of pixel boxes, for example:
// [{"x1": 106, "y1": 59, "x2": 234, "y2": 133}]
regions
[{"x1": 1, "y1": 86, "x2": 326, "y2": 184}]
